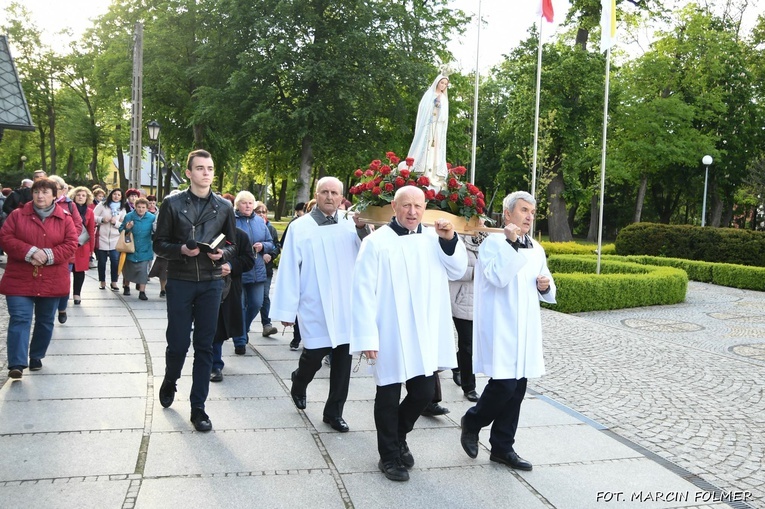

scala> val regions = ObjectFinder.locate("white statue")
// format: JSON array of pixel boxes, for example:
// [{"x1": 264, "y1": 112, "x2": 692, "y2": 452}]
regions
[{"x1": 400, "y1": 72, "x2": 450, "y2": 191}]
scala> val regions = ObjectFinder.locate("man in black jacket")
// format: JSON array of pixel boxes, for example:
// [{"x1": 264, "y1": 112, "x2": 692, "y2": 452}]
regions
[
  {"x1": 2, "y1": 170, "x2": 45, "y2": 215},
  {"x1": 153, "y1": 149, "x2": 237, "y2": 432}
]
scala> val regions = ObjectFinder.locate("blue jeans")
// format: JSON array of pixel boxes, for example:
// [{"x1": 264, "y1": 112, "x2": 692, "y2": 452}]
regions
[
  {"x1": 212, "y1": 342, "x2": 225, "y2": 371},
  {"x1": 164, "y1": 278, "x2": 223, "y2": 409},
  {"x1": 260, "y1": 274, "x2": 273, "y2": 326},
  {"x1": 97, "y1": 249, "x2": 121, "y2": 284},
  {"x1": 234, "y1": 281, "x2": 264, "y2": 347},
  {"x1": 6, "y1": 295, "x2": 58, "y2": 369},
  {"x1": 58, "y1": 264, "x2": 73, "y2": 313}
]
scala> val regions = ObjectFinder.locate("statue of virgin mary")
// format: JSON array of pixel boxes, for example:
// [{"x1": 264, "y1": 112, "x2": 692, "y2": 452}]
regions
[{"x1": 400, "y1": 72, "x2": 450, "y2": 190}]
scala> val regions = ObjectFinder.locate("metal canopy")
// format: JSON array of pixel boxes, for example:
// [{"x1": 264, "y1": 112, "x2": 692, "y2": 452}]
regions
[{"x1": 0, "y1": 35, "x2": 35, "y2": 132}]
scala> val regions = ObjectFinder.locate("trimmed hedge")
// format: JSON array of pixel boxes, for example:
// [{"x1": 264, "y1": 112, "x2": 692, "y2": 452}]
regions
[
  {"x1": 540, "y1": 241, "x2": 616, "y2": 256},
  {"x1": 608, "y1": 255, "x2": 765, "y2": 291},
  {"x1": 615, "y1": 222, "x2": 765, "y2": 267},
  {"x1": 546, "y1": 255, "x2": 688, "y2": 313}
]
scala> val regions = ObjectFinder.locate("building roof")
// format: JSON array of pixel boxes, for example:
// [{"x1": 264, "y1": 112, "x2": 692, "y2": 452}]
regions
[{"x1": 0, "y1": 35, "x2": 35, "y2": 132}]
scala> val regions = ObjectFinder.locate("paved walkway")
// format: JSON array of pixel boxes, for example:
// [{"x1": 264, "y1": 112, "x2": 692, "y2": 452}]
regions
[{"x1": 0, "y1": 263, "x2": 760, "y2": 509}]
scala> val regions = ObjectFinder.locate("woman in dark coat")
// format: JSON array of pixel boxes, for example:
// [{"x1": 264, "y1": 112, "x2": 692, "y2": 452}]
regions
[{"x1": 211, "y1": 228, "x2": 256, "y2": 382}]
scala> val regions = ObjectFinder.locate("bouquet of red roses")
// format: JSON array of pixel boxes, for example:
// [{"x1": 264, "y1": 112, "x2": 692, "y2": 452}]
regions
[{"x1": 349, "y1": 152, "x2": 489, "y2": 222}]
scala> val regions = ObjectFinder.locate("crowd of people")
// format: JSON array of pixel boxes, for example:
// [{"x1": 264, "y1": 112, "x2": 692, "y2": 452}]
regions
[{"x1": 0, "y1": 149, "x2": 557, "y2": 483}]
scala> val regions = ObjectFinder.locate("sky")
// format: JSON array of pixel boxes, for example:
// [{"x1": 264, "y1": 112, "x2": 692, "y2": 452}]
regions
[{"x1": 0, "y1": 0, "x2": 571, "y2": 71}]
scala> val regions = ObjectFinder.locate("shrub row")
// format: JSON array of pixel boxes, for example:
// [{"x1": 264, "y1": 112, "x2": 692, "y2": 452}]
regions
[
  {"x1": 545, "y1": 255, "x2": 688, "y2": 313},
  {"x1": 608, "y1": 255, "x2": 765, "y2": 291},
  {"x1": 540, "y1": 241, "x2": 616, "y2": 256},
  {"x1": 615, "y1": 223, "x2": 765, "y2": 267}
]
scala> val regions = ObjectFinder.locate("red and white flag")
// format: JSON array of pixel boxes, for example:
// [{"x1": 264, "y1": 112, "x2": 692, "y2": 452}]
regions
[{"x1": 538, "y1": 0, "x2": 554, "y2": 23}]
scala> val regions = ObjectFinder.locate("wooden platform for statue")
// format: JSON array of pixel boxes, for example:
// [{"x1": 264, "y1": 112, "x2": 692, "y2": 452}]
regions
[{"x1": 357, "y1": 206, "x2": 501, "y2": 234}]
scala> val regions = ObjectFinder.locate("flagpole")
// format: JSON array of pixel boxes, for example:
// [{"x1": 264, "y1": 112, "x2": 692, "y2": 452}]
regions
[
  {"x1": 596, "y1": 47, "x2": 611, "y2": 275},
  {"x1": 530, "y1": 18, "x2": 544, "y2": 238},
  {"x1": 469, "y1": 0, "x2": 482, "y2": 185}
]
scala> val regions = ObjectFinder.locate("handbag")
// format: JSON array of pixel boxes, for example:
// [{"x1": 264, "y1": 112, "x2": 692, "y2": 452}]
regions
[
  {"x1": 78, "y1": 228, "x2": 91, "y2": 246},
  {"x1": 116, "y1": 230, "x2": 135, "y2": 253}
]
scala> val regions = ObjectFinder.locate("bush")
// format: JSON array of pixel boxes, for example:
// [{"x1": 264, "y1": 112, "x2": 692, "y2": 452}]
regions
[
  {"x1": 615, "y1": 223, "x2": 765, "y2": 266},
  {"x1": 546, "y1": 255, "x2": 688, "y2": 313},
  {"x1": 540, "y1": 241, "x2": 616, "y2": 256}
]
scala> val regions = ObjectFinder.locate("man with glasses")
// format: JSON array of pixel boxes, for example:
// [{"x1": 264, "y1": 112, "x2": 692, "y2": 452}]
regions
[{"x1": 254, "y1": 204, "x2": 280, "y2": 337}]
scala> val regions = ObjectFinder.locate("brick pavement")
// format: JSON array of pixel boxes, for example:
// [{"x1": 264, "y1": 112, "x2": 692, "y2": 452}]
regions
[{"x1": 532, "y1": 282, "x2": 765, "y2": 507}]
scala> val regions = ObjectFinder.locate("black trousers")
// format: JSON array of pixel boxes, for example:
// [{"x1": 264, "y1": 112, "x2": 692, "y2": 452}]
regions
[
  {"x1": 463, "y1": 377, "x2": 527, "y2": 455},
  {"x1": 374, "y1": 374, "x2": 435, "y2": 462},
  {"x1": 451, "y1": 317, "x2": 476, "y2": 392},
  {"x1": 292, "y1": 342, "x2": 351, "y2": 418}
]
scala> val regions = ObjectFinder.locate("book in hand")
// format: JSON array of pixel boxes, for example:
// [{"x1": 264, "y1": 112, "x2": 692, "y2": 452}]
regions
[{"x1": 196, "y1": 233, "x2": 226, "y2": 253}]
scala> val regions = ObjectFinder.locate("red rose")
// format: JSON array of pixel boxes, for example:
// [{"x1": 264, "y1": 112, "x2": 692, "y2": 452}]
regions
[
  {"x1": 467, "y1": 184, "x2": 479, "y2": 195},
  {"x1": 390, "y1": 156, "x2": 400, "y2": 165},
  {"x1": 477, "y1": 198, "x2": 485, "y2": 208},
  {"x1": 463, "y1": 196, "x2": 473, "y2": 207},
  {"x1": 407, "y1": 180, "x2": 416, "y2": 186},
  {"x1": 385, "y1": 151, "x2": 396, "y2": 160},
  {"x1": 405, "y1": 157, "x2": 414, "y2": 167},
  {"x1": 400, "y1": 169, "x2": 411, "y2": 179},
  {"x1": 417, "y1": 176, "x2": 430, "y2": 187},
  {"x1": 424, "y1": 189, "x2": 436, "y2": 200},
  {"x1": 477, "y1": 191, "x2": 484, "y2": 200},
  {"x1": 454, "y1": 166, "x2": 467, "y2": 176},
  {"x1": 477, "y1": 207, "x2": 484, "y2": 214},
  {"x1": 349, "y1": 186, "x2": 358, "y2": 195},
  {"x1": 364, "y1": 169, "x2": 374, "y2": 177},
  {"x1": 370, "y1": 159, "x2": 382, "y2": 170},
  {"x1": 372, "y1": 186, "x2": 382, "y2": 196},
  {"x1": 354, "y1": 169, "x2": 363, "y2": 178},
  {"x1": 446, "y1": 162, "x2": 453, "y2": 170},
  {"x1": 395, "y1": 177, "x2": 406, "y2": 188},
  {"x1": 380, "y1": 165, "x2": 392, "y2": 175},
  {"x1": 449, "y1": 193, "x2": 459, "y2": 202},
  {"x1": 448, "y1": 178, "x2": 459, "y2": 189},
  {"x1": 374, "y1": 176, "x2": 383, "y2": 185},
  {"x1": 384, "y1": 182, "x2": 394, "y2": 192},
  {"x1": 435, "y1": 193, "x2": 446, "y2": 201}
]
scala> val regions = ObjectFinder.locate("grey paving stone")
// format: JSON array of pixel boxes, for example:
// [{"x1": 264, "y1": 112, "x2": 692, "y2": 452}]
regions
[
  {"x1": 135, "y1": 474, "x2": 345, "y2": 509},
  {"x1": 151, "y1": 398, "x2": 304, "y2": 432},
  {"x1": 45, "y1": 339, "x2": 145, "y2": 355},
  {"x1": 0, "y1": 479, "x2": 131, "y2": 509},
  {"x1": 525, "y1": 458, "x2": 714, "y2": 509},
  {"x1": 31, "y1": 354, "x2": 147, "y2": 374},
  {"x1": 204, "y1": 373, "x2": 288, "y2": 399},
  {"x1": 514, "y1": 424, "x2": 643, "y2": 465},
  {"x1": 342, "y1": 467, "x2": 548, "y2": 509},
  {"x1": 0, "y1": 430, "x2": 142, "y2": 481},
  {"x1": 1, "y1": 374, "x2": 147, "y2": 400},
  {"x1": 0, "y1": 398, "x2": 145, "y2": 433},
  {"x1": 49, "y1": 326, "x2": 141, "y2": 340},
  {"x1": 143, "y1": 429, "x2": 327, "y2": 477}
]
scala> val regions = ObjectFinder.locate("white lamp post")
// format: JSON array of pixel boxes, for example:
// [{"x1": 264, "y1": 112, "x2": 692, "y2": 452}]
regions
[
  {"x1": 147, "y1": 120, "x2": 161, "y2": 196},
  {"x1": 701, "y1": 155, "x2": 713, "y2": 227}
]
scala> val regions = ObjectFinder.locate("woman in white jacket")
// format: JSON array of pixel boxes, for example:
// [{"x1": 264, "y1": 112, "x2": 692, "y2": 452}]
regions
[{"x1": 92, "y1": 189, "x2": 127, "y2": 290}]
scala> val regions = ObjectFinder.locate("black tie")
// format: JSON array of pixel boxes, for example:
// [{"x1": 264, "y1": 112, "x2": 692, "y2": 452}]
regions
[{"x1": 326, "y1": 215, "x2": 336, "y2": 224}]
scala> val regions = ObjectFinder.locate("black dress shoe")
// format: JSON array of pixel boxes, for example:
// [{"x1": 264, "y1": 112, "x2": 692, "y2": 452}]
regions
[
  {"x1": 452, "y1": 370, "x2": 462, "y2": 387},
  {"x1": 234, "y1": 345, "x2": 246, "y2": 355},
  {"x1": 159, "y1": 379, "x2": 176, "y2": 408},
  {"x1": 210, "y1": 369, "x2": 223, "y2": 382},
  {"x1": 399, "y1": 441, "x2": 415, "y2": 469},
  {"x1": 490, "y1": 450, "x2": 533, "y2": 471},
  {"x1": 290, "y1": 371, "x2": 306, "y2": 409},
  {"x1": 190, "y1": 407, "x2": 213, "y2": 432},
  {"x1": 8, "y1": 367, "x2": 23, "y2": 379},
  {"x1": 460, "y1": 416, "x2": 479, "y2": 459},
  {"x1": 378, "y1": 458, "x2": 409, "y2": 482},
  {"x1": 464, "y1": 390, "x2": 479, "y2": 402},
  {"x1": 58, "y1": 312, "x2": 67, "y2": 324},
  {"x1": 421, "y1": 402, "x2": 450, "y2": 416},
  {"x1": 29, "y1": 359, "x2": 42, "y2": 371},
  {"x1": 323, "y1": 416, "x2": 349, "y2": 432}
]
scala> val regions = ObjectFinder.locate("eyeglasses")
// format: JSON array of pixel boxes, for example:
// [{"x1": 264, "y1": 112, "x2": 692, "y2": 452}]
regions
[{"x1": 255, "y1": 209, "x2": 267, "y2": 214}]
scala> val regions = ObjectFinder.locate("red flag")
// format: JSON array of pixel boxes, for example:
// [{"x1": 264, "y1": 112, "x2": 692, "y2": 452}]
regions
[{"x1": 540, "y1": 0, "x2": 554, "y2": 23}]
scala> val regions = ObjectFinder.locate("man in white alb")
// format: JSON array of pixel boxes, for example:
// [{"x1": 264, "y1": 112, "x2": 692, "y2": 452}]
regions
[
  {"x1": 459, "y1": 191, "x2": 556, "y2": 471},
  {"x1": 270, "y1": 177, "x2": 369, "y2": 433},
  {"x1": 351, "y1": 186, "x2": 467, "y2": 482}
]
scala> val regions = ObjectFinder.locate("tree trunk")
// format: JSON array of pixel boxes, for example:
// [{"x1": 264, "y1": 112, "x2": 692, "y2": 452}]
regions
[
  {"x1": 193, "y1": 123, "x2": 205, "y2": 148},
  {"x1": 277, "y1": 178, "x2": 288, "y2": 221},
  {"x1": 547, "y1": 170, "x2": 573, "y2": 241},
  {"x1": 297, "y1": 135, "x2": 313, "y2": 204},
  {"x1": 269, "y1": 173, "x2": 278, "y2": 214},
  {"x1": 66, "y1": 149, "x2": 75, "y2": 177},
  {"x1": 586, "y1": 194, "x2": 599, "y2": 242},
  {"x1": 711, "y1": 193, "x2": 723, "y2": 227},
  {"x1": 38, "y1": 127, "x2": 47, "y2": 174},
  {"x1": 47, "y1": 102, "x2": 57, "y2": 175},
  {"x1": 633, "y1": 174, "x2": 647, "y2": 223},
  {"x1": 163, "y1": 160, "x2": 173, "y2": 199}
]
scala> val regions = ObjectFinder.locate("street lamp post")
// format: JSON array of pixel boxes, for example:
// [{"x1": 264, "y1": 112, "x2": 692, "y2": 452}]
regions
[
  {"x1": 19, "y1": 155, "x2": 26, "y2": 173},
  {"x1": 701, "y1": 155, "x2": 713, "y2": 227},
  {"x1": 147, "y1": 120, "x2": 161, "y2": 196}
]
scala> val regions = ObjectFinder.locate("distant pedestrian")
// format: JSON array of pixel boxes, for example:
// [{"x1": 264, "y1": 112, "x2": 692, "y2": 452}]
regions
[
  {"x1": 67, "y1": 186, "x2": 97, "y2": 306},
  {"x1": 254, "y1": 203, "x2": 280, "y2": 338},
  {"x1": 119, "y1": 197, "x2": 156, "y2": 300},
  {"x1": 93, "y1": 189, "x2": 127, "y2": 291}
]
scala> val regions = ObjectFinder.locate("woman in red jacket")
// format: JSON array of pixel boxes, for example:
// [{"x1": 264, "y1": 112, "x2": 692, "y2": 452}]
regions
[
  {"x1": 68, "y1": 186, "x2": 97, "y2": 305},
  {"x1": 0, "y1": 179, "x2": 78, "y2": 379}
]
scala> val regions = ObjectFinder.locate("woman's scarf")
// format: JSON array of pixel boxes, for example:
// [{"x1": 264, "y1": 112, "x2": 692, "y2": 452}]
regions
[{"x1": 34, "y1": 202, "x2": 56, "y2": 222}]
